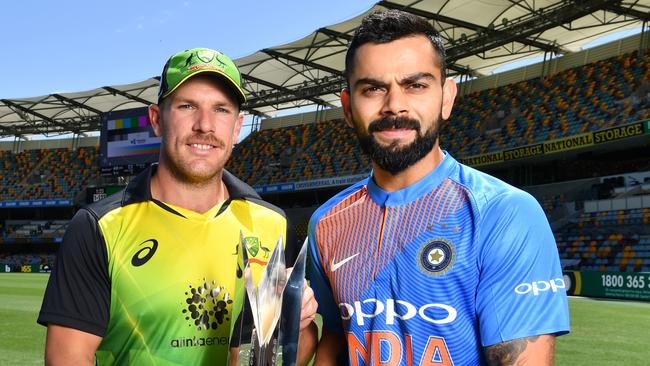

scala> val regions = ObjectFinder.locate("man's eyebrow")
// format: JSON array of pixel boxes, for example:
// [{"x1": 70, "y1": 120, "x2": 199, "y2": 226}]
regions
[
  {"x1": 353, "y1": 72, "x2": 437, "y2": 89},
  {"x1": 353, "y1": 77, "x2": 388, "y2": 89},
  {"x1": 172, "y1": 96, "x2": 194, "y2": 104},
  {"x1": 399, "y1": 72, "x2": 437, "y2": 85}
]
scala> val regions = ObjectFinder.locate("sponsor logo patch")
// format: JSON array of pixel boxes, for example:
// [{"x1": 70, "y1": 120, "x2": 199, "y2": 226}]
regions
[
  {"x1": 417, "y1": 239, "x2": 455, "y2": 276},
  {"x1": 181, "y1": 279, "x2": 233, "y2": 331},
  {"x1": 339, "y1": 298, "x2": 457, "y2": 326},
  {"x1": 515, "y1": 278, "x2": 566, "y2": 296}
]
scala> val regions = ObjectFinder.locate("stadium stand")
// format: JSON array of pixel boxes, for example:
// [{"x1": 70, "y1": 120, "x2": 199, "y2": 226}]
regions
[
  {"x1": 0, "y1": 146, "x2": 99, "y2": 201},
  {"x1": 445, "y1": 50, "x2": 650, "y2": 157},
  {"x1": 228, "y1": 119, "x2": 371, "y2": 185},
  {"x1": 0, "y1": 253, "x2": 55, "y2": 268},
  {"x1": 3, "y1": 220, "x2": 68, "y2": 242},
  {"x1": 555, "y1": 206, "x2": 650, "y2": 272},
  {"x1": 228, "y1": 50, "x2": 649, "y2": 187}
]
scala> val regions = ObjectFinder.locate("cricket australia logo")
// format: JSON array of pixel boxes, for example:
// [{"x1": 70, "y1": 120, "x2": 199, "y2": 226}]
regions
[
  {"x1": 181, "y1": 279, "x2": 233, "y2": 331},
  {"x1": 418, "y1": 239, "x2": 455, "y2": 276},
  {"x1": 196, "y1": 49, "x2": 215, "y2": 63},
  {"x1": 243, "y1": 236, "x2": 271, "y2": 266}
]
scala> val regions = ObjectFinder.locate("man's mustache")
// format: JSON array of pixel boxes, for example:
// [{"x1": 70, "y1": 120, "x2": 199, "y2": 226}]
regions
[
  {"x1": 367, "y1": 117, "x2": 421, "y2": 133},
  {"x1": 186, "y1": 133, "x2": 226, "y2": 149}
]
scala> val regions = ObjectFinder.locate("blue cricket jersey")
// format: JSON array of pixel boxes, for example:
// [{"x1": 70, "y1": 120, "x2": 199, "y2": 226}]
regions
[{"x1": 307, "y1": 152, "x2": 570, "y2": 366}]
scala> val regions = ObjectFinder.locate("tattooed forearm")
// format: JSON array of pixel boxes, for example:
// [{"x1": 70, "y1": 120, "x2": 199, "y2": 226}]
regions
[{"x1": 484, "y1": 335, "x2": 554, "y2": 366}]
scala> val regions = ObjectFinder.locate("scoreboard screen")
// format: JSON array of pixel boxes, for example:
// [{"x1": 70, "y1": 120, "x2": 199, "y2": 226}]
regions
[{"x1": 99, "y1": 107, "x2": 161, "y2": 176}]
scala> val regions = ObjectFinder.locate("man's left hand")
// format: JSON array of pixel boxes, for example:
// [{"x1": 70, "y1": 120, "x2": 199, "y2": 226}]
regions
[{"x1": 300, "y1": 282, "x2": 317, "y2": 332}]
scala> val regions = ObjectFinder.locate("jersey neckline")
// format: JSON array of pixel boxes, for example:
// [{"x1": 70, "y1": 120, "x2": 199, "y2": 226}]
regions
[{"x1": 366, "y1": 151, "x2": 457, "y2": 207}]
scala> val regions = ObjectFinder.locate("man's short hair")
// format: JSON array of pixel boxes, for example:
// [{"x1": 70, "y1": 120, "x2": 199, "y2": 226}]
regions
[{"x1": 345, "y1": 10, "x2": 447, "y2": 84}]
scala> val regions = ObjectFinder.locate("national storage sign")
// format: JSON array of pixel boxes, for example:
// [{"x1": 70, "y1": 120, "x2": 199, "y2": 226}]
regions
[
  {"x1": 460, "y1": 151, "x2": 504, "y2": 167},
  {"x1": 542, "y1": 133, "x2": 593, "y2": 154},
  {"x1": 504, "y1": 144, "x2": 544, "y2": 160},
  {"x1": 461, "y1": 120, "x2": 649, "y2": 167},
  {"x1": 592, "y1": 122, "x2": 646, "y2": 143}
]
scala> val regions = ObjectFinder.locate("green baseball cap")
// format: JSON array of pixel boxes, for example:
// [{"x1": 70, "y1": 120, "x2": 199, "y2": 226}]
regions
[{"x1": 158, "y1": 47, "x2": 246, "y2": 104}]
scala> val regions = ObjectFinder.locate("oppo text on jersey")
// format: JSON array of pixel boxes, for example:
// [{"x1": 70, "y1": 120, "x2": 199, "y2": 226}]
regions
[{"x1": 339, "y1": 298, "x2": 457, "y2": 326}]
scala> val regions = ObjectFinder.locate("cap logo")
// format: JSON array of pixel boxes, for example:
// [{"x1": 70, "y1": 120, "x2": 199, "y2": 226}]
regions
[{"x1": 196, "y1": 49, "x2": 215, "y2": 64}]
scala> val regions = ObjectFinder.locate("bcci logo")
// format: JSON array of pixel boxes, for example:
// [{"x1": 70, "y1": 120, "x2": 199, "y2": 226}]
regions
[{"x1": 417, "y1": 239, "x2": 455, "y2": 276}]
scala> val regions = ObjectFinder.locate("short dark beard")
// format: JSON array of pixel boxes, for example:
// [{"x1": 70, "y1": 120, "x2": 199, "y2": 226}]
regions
[{"x1": 354, "y1": 115, "x2": 439, "y2": 175}]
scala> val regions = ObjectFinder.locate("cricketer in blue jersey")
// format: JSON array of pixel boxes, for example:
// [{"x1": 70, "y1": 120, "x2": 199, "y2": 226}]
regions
[{"x1": 307, "y1": 10, "x2": 570, "y2": 366}]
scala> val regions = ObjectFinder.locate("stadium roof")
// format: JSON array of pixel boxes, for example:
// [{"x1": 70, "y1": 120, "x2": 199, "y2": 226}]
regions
[{"x1": 1, "y1": 0, "x2": 648, "y2": 137}]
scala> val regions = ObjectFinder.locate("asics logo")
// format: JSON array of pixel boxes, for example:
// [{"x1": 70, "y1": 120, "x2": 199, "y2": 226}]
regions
[
  {"x1": 131, "y1": 239, "x2": 158, "y2": 267},
  {"x1": 330, "y1": 253, "x2": 359, "y2": 272}
]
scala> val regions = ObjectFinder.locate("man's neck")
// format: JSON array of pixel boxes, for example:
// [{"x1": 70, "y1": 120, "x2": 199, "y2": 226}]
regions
[
  {"x1": 150, "y1": 166, "x2": 229, "y2": 214},
  {"x1": 372, "y1": 146, "x2": 444, "y2": 192}
]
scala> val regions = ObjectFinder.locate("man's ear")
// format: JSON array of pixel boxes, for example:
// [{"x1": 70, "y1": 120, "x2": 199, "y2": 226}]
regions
[
  {"x1": 149, "y1": 104, "x2": 163, "y2": 137},
  {"x1": 341, "y1": 88, "x2": 354, "y2": 129},
  {"x1": 232, "y1": 112, "x2": 244, "y2": 143},
  {"x1": 441, "y1": 78, "x2": 457, "y2": 120}
]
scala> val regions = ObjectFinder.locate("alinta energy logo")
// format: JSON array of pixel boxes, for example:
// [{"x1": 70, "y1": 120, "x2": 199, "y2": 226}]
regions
[{"x1": 181, "y1": 279, "x2": 233, "y2": 331}]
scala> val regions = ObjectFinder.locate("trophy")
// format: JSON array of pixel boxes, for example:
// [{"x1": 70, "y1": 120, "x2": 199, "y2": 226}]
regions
[{"x1": 238, "y1": 232, "x2": 308, "y2": 366}]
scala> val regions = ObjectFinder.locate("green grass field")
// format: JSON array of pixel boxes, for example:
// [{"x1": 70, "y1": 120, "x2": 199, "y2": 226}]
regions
[
  {"x1": 2, "y1": 273, "x2": 650, "y2": 365},
  {"x1": 0, "y1": 273, "x2": 48, "y2": 365}
]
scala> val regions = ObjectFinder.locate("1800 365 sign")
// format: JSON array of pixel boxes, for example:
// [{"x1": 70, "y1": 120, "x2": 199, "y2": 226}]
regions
[{"x1": 601, "y1": 274, "x2": 649, "y2": 289}]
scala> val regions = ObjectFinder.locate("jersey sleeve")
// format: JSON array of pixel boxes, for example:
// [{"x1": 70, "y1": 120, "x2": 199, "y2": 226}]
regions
[
  {"x1": 475, "y1": 190, "x2": 570, "y2": 347},
  {"x1": 306, "y1": 216, "x2": 344, "y2": 334},
  {"x1": 37, "y1": 208, "x2": 111, "y2": 337}
]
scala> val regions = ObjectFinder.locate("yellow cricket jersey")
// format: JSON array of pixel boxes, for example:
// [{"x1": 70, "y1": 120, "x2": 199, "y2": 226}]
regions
[{"x1": 38, "y1": 165, "x2": 294, "y2": 365}]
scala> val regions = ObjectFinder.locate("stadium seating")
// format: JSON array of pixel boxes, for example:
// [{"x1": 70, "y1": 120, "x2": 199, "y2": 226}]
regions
[
  {"x1": 3, "y1": 220, "x2": 68, "y2": 242},
  {"x1": 443, "y1": 50, "x2": 650, "y2": 157},
  {"x1": 540, "y1": 194, "x2": 567, "y2": 218},
  {"x1": 575, "y1": 208, "x2": 650, "y2": 227},
  {"x1": 556, "y1": 208, "x2": 650, "y2": 272},
  {"x1": 0, "y1": 253, "x2": 55, "y2": 268},
  {"x1": 228, "y1": 119, "x2": 371, "y2": 185},
  {"x1": 0, "y1": 146, "x2": 98, "y2": 201}
]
